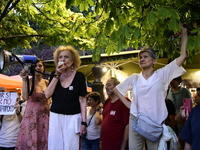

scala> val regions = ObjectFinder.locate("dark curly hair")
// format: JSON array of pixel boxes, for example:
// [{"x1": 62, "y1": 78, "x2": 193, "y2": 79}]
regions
[{"x1": 87, "y1": 92, "x2": 101, "y2": 104}]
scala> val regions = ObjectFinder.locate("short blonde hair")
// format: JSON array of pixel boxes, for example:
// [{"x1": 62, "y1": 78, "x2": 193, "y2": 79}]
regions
[{"x1": 53, "y1": 46, "x2": 81, "y2": 70}]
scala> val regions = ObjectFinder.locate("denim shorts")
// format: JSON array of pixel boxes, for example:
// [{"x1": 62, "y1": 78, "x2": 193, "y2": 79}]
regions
[{"x1": 80, "y1": 138, "x2": 100, "y2": 150}]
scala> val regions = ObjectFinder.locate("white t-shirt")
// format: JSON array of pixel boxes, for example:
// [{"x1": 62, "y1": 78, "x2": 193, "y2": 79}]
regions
[
  {"x1": 116, "y1": 59, "x2": 186, "y2": 124},
  {"x1": 0, "y1": 114, "x2": 21, "y2": 147},
  {"x1": 86, "y1": 107, "x2": 101, "y2": 140}
]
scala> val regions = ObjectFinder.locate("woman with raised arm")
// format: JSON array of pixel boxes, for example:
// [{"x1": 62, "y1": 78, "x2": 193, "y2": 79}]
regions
[
  {"x1": 113, "y1": 26, "x2": 188, "y2": 150},
  {"x1": 45, "y1": 46, "x2": 87, "y2": 150},
  {"x1": 16, "y1": 59, "x2": 50, "y2": 150}
]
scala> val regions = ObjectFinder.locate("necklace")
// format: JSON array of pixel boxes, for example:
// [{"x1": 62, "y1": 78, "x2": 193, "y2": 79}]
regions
[
  {"x1": 62, "y1": 70, "x2": 73, "y2": 78},
  {"x1": 63, "y1": 72, "x2": 73, "y2": 78}
]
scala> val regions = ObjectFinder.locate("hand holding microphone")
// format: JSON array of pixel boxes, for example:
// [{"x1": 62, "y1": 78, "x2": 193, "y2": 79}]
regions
[{"x1": 55, "y1": 61, "x2": 65, "y2": 75}]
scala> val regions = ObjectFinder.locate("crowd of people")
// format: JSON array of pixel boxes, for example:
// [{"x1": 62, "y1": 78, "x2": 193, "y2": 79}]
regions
[{"x1": 0, "y1": 25, "x2": 200, "y2": 150}]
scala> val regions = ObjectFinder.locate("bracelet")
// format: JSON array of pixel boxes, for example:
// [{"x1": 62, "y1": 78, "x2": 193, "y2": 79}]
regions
[
  {"x1": 81, "y1": 121, "x2": 87, "y2": 127},
  {"x1": 16, "y1": 111, "x2": 20, "y2": 115},
  {"x1": 99, "y1": 141, "x2": 102, "y2": 144},
  {"x1": 54, "y1": 75, "x2": 60, "y2": 79},
  {"x1": 96, "y1": 109, "x2": 102, "y2": 113}
]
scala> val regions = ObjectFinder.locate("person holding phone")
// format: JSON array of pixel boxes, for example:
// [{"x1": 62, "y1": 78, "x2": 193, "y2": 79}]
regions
[
  {"x1": 167, "y1": 76, "x2": 192, "y2": 149},
  {"x1": 180, "y1": 93, "x2": 200, "y2": 150}
]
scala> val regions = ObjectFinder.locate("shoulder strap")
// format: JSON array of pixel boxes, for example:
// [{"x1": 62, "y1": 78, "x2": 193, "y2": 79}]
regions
[
  {"x1": 133, "y1": 74, "x2": 139, "y2": 110},
  {"x1": 133, "y1": 74, "x2": 139, "y2": 101},
  {"x1": 88, "y1": 111, "x2": 96, "y2": 126}
]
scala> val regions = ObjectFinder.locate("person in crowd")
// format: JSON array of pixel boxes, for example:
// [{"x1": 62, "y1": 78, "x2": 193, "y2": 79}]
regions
[
  {"x1": 101, "y1": 77, "x2": 130, "y2": 150},
  {"x1": 19, "y1": 100, "x2": 27, "y2": 117},
  {"x1": 165, "y1": 98, "x2": 178, "y2": 135},
  {"x1": 113, "y1": 26, "x2": 188, "y2": 150},
  {"x1": 179, "y1": 92, "x2": 200, "y2": 150},
  {"x1": 0, "y1": 90, "x2": 22, "y2": 150},
  {"x1": 0, "y1": 87, "x2": 6, "y2": 129},
  {"x1": 167, "y1": 76, "x2": 192, "y2": 114},
  {"x1": 0, "y1": 87, "x2": 6, "y2": 92},
  {"x1": 81, "y1": 92, "x2": 102, "y2": 150},
  {"x1": 194, "y1": 87, "x2": 200, "y2": 105},
  {"x1": 44, "y1": 46, "x2": 87, "y2": 150},
  {"x1": 196, "y1": 87, "x2": 200, "y2": 93},
  {"x1": 15, "y1": 59, "x2": 50, "y2": 150},
  {"x1": 167, "y1": 76, "x2": 192, "y2": 150},
  {"x1": 164, "y1": 98, "x2": 179, "y2": 150}
]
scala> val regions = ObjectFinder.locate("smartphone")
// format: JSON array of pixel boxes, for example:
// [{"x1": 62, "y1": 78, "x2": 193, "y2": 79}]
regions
[{"x1": 183, "y1": 98, "x2": 192, "y2": 114}]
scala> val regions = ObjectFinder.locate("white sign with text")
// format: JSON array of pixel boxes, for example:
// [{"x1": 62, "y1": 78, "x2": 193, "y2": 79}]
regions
[{"x1": 0, "y1": 92, "x2": 17, "y2": 115}]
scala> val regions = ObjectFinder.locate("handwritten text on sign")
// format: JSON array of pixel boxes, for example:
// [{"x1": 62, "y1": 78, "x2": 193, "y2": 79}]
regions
[{"x1": 0, "y1": 92, "x2": 17, "y2": 115}]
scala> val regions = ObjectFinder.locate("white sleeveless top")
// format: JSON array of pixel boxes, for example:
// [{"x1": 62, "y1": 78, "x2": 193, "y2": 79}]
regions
[{"x1": 86, "y1": 107, "x2": 101, "y2": 140}]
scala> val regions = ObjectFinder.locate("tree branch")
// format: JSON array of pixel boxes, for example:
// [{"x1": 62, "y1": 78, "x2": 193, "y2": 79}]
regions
[
  {"x1": 32, "y1": 3, "x2": 66, "y2": 27},
  {"x1": 0, "y1": 0, "x2": 20, "y2": 22},
  {"x1": 0, "y1": 34, "x2": 48, "y2": 40}
]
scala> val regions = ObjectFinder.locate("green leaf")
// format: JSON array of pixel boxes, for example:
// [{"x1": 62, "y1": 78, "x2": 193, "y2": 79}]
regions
[
  {"x1": 117, "y1": 38, "x2": 123, "y2": 52},
  {"x1": 110, "y1": 31, "x2": 119, "y2": 42},
  {"x1": 168, "y1": 18, "x2": 180, "y2": 33},
  {"x1": 169, "y1": 9, "x2": 180, "y2": 19},
  {"x1": 95, "y1": 2, "x2": 100, "y2": 14},
  {"x1": 147, "y1": 11, "x2": 158, "y2": 26},
  {"x1": 66, "y1": 0, "x2": 74, "y2": 9},
  {"x1": 187, "y1": 36, "x2": 195, "y2": 51},
  {"x1": 194, "y1": 31, "x2": 200, "y2": 50},
  {"x1": 105, "y1": 19, "x2": 114, "y2": 32},
  {"x1": 190, "y1": 28, "x2": 199, "y2": 34},
  {"x1": 133, "y1": 27, "x2": 141, "y2": 38},
  {"x1": 157, "y1": 7, "x2": 171, "y2": 20},
  {"x1": 105, "y1": 43, "x2": 116, "y2": 55}
]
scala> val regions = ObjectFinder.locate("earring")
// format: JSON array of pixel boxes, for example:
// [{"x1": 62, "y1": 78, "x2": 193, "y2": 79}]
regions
[{"x1": 71, "y1": 66, "x2": 74, "y2": 72}]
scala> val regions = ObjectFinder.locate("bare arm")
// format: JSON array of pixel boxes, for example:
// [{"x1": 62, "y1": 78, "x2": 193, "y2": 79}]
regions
[
  {"x1": 44, "y1": 77, "x2": 59, "y2": 99},
  {"x1": 95, "y1": 111, "x2": 102, "y2": 125},
  {"x1": 175, "y1": 106, "x2": 187, "y2": 124},
  {"x1": 176, "y1": 26, "x2": 188, "y2": 66},
  {"x1": 113, "y1": 88, "x2": 131, "y2": 109},
  {"x1": 184, "y1": 142, "x2": 191, "y2": 150},
  {"x1": 45, "y1": 63, "x2": 65, "y2": 99},
  {"x1": 120, "y1": 124, "x2": 129, "y2": 150},
  {"x1": 95, "y1": 103, "x2": 103, "y2": 125},
  {"x1": 79, "y1": 96, "x2": 87, "y2": 135},
  {"x1": 19, "y1": 69, "x2": 30, "y2": 100},
  {"x1": 21, "y1": 79, "x2": 29, "y2": 100}
]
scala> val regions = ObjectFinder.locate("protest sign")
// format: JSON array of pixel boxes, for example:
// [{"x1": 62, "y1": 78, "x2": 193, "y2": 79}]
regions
[{"x1": 0, "y1": 92, "x2": 17, "y2": 115}]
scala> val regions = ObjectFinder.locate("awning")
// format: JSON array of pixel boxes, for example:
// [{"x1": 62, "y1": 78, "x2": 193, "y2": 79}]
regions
[{"x1": 0, "y1": 74, "x2": 22, "y2": 92}]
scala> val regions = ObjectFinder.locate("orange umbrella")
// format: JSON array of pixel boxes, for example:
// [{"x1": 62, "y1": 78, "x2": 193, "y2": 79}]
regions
[{"x1": 0, "y1": 74, "x2": 22, "y2": 92}]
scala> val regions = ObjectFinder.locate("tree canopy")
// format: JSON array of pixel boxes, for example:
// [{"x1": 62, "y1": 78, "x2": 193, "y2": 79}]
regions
[{"x1": 1, "y1": 0, "x2": 200, "y2": 61}]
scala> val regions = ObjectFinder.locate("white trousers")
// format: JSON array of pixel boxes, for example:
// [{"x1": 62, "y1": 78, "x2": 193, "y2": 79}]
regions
[{"x1": 48, "y1": 112, "x2": 81, "y2": 150}]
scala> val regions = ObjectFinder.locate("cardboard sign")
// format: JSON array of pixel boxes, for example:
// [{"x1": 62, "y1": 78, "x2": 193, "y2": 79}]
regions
[{"x1": 0, "y1": 92, "x2": 17, "y2": 115}]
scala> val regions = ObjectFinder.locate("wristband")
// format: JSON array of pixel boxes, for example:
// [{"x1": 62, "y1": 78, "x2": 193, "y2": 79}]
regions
[
  {"x1": 54, "y1": 75, "x2": 60, "y2": 79},
  {"x1": 96, "y1": 109, "x2": 102, "y2": 113},
  {"x1": 16, "y1": 111, "x2": 20, "y2": 115},
  {"x1": 81, "y1": 121, "x2": 87, "y2": 127}
]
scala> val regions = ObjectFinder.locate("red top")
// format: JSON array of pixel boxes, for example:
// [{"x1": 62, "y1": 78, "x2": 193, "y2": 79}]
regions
[{"x1": 101, "y1": 97, "x2": 130, "y2": 150}]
